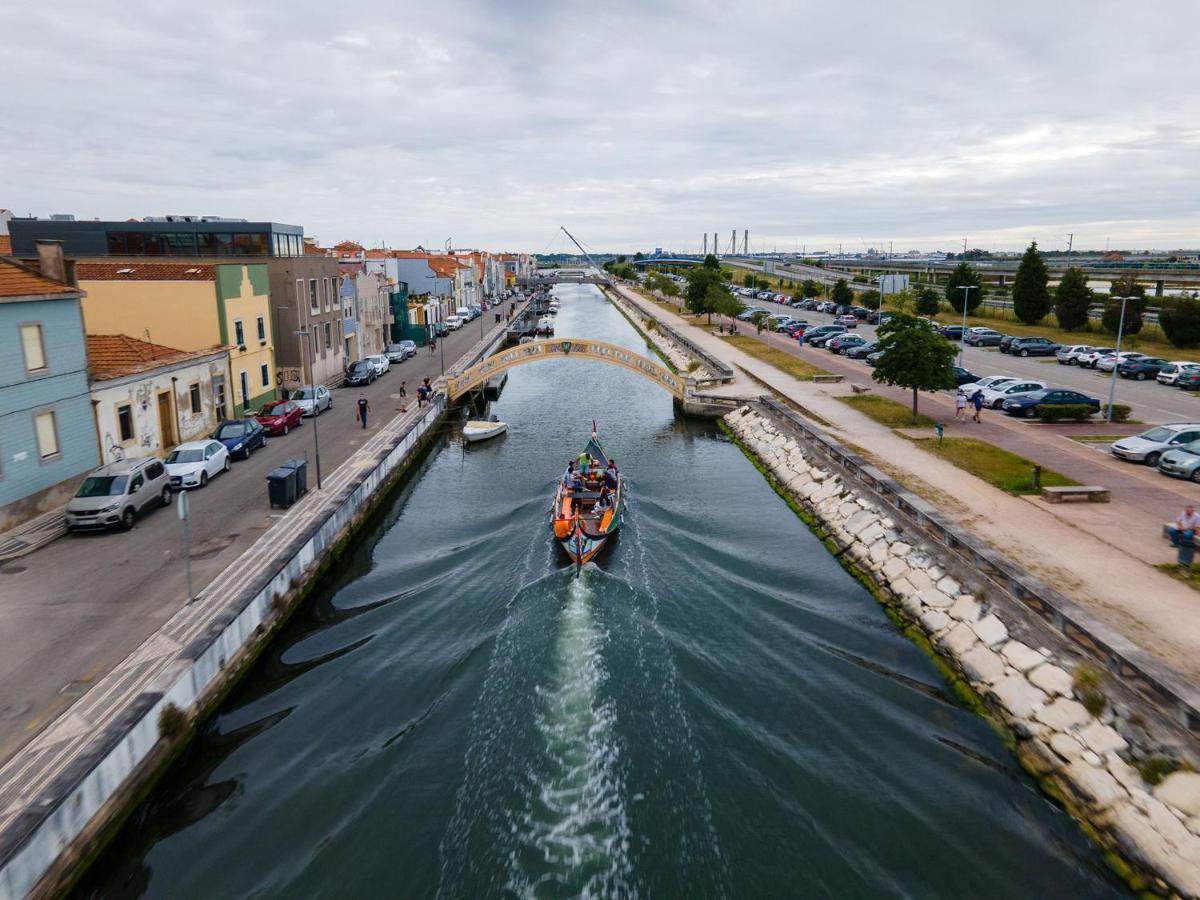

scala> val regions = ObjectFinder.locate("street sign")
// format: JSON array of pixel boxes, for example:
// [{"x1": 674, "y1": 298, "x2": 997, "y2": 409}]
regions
[{"x1": 177, "y1": 489, "x2": 189, "y2": 520}]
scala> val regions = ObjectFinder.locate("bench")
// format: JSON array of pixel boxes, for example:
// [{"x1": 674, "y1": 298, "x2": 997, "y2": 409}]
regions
[
  {"x1": 1041, "y1": 485, "x2": 1110, "y2": 503},
  {"x1": 849, "y1": 383, "x2": 872, "y2": 395},
  {"x1": 811, "y1": 374, "x2": 844, "y2": 384}
]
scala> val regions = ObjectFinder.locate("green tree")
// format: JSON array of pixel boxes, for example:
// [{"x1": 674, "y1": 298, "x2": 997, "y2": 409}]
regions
[
  {"x1": 702, "y1": 283, "x2": 733, "y2": 324},
  {"x1": 659, "y1": 279, "x2": 680, "y2": 298},
  {"x1": 685, "y1": 266, "x2": 725, "y2": 317},
  {"x1": 1011, "y1": 241, "x2": 1050, "y2": 324},
  {"x1": 634, "y1": 251, "x2": 644, "y2": 260},
  {"x1": 743, "y1": 273, "x2": 756, "y2": 288},
  {"x1": 710, "y1": 289, "x2": 746, "y2": 327},
  {"x1": 871, "y1": 314, "x2": 958, "y2": 423},
  {"x1": 916, "y1": 285, "x2": 941, "y2": 316},
  {"x1": 859, "y1": 289, "x2": 882, "y2": 310},
  {"x1": 1161, "y1": 298, "x2": 1200, "y2": 348},
  {"x1": 750, "y1": 310, "x2": 772, "y2": 334},
  {"x1": 703, "y1": 253, "x2": 720, "y2": 270},
  {"x1": 617, "y1": 255, "x2": 627, "y2": 264},
  {"x1": 830, "y1": 279, "x2": 854, "y2": 307},
  {"x1": 889, "y1": 289, "x2": 916, "y2": 315},
  {"x1": 944, "y1": 263, "x2": 984, "y2": 313},
  {"x1": 720, "y1": 268, "x2": 734, "y2": 282},
  {"x1": 1101, "y1": 275, "x2": 1146, "y2": 336},
  {"x1": 801, "y1": 279, "x2": 821, "y2": 298},
  {"x1": 1053, "y1": 267, "x2": 1093, "y2": 331},
  {"x1": 756, "y1": 276, "x2": 772, "y2": 290}
]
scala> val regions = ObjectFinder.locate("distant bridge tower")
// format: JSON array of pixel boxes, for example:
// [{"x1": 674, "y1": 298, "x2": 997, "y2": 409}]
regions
[
  {"x1": 713, "y1": 233, "x2": 719, "y2": 258},
  {"x1": 730, "y1": 229, "x2": 737, "y2": 255},
  {"x1": 743, "y1": 230, "x2": 749, "y2": 255},
  {"x1": 702, "y1": 233, "x2": 707, "y2": 256}
]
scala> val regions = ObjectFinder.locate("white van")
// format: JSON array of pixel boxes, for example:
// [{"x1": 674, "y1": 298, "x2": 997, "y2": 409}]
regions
[{"x1": 455, "y1": 306, "x2": 472, "y2": 321}]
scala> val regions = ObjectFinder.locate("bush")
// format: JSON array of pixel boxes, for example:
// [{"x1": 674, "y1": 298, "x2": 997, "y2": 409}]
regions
[
  {"x1": 945, "y1": 263, "x2": 985, "y2": 313},
  {"x1": 1054, "y1": 267, "x2": 1094, "y2": 332},
  {"x1": 852, "y1": 274, "x2": 869, "y2": 284},
  {"x1": 1038, "y1": 404, "x2": 1096, "y2": 423},
  {"x1": 1140, "y1": 756, "x2": 1187, "y2": 786},
  {"x1": 158, "y1": 702, "x2": 188, "y2": 739},
  {"x1": 1160, "y1": 297, "x2": 1200, "y2": 348},
  {"x1": 1102, "y1": 403, "x2": 1132, "y2": 422},
  {"x1": 859, "y1": 289, "x2": 882, "y2": 310},
  {"x1": 1073, "y1": 663, "x2": 1107, "y2": 717},
  {"x1": 1101, "y1": 299, "x2": 1144, "y2": 335},
  {"x1": 916, "y1": 286, "x2": 941, "y2": 316}
]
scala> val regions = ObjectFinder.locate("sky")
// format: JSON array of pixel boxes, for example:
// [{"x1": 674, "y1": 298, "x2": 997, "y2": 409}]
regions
[{"x1": 4, "y1": 0, "x2": 1198, "y2": 254}]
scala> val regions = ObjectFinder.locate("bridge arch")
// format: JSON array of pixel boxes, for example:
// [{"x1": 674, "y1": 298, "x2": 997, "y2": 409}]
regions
[{"x1": 447, "y1": 337, "x2": 684, "y2": 400}]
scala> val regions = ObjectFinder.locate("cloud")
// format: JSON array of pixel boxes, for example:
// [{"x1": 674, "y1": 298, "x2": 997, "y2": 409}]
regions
[{"x1": 3, "y1": 0, "x2": 1197, "y2": 252}]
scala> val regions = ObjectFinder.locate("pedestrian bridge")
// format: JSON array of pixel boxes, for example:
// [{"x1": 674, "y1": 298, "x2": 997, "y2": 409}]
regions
[{"x1": 447, "y1": 337, "x2": 684, "y2": 399}]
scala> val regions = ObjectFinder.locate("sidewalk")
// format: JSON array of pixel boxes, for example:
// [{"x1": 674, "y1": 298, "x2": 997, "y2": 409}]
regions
[{"x1": 615, "y1": 284, "x2": 1200, "y2": 682}]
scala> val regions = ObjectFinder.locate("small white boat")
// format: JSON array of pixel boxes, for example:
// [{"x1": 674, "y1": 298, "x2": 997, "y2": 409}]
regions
[
  {"x1": 536, "y1": 316, "x2": 555, "y2": 335},
  {"x1": 463, "y1": 418, "x2": 508, "y2": 443}
]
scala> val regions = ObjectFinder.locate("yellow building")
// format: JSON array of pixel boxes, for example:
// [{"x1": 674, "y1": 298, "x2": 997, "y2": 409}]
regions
[{"x1": 77, "y1": 262, "x2": 278, "y2": 416}]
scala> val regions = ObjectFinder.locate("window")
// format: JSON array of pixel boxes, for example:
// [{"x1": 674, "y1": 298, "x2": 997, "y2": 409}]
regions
[
  {"x1": 239, "y1": 370, "x2": 250, "y2": 408},
  {"x1": 34, "y1": 410, "x2": 59, "y2": 459},
  {"x1": 324, "y1": 322, "x2": 332, "y2": 350},
  {"x1": 325, "y1": 278, "x2": 332, "y2": 312},
  {"x1": 234, "y1": 319, "x2": 245, "y2": 346},
  {"x1": 256, "y1": 315, "x2": 266, "y2": 342},
  {"x1": 189, "y1": 383, "x2": 202, "y2": 414},
  {"x1": 309, "y1": 279, "x2": 319, "y2": 313},
  {"x1": 117, "y1": 404, "x2": 134, "y2": 441},
  {"x1": 20, "y1": 323, "x2": 47, "y2": 373},
  {"x1": 260, "y1": 363, "x2": 270, "y2": 388},
  {"x1": 213, "y1": 375, "x2": 227, "y2": 420}
]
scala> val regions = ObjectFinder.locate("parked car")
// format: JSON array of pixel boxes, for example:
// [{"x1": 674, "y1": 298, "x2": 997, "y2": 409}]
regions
[
  {"x1": 998, "y1": 335, "x2": 1018, "y2": 354},
  {"x1": 255, "y1": 399, "x2": 304, "y2": 435},
  {"x1": 365, "y1": 354, "x2": 390, "y2": 376},
  {"x1": 1177, "y1": 371, "x2": 1200, "y2": 391},
  {"x1": 1001, "y1": 388, "x2": 1100, "y2": 419},
  {"x1": 844, "y1": 340, "x2": 879, "y2": 360},
  {"x1": 756, "y1": 291, "x2": 773, "y2": 301},
  {"x1": 804, "y1": 325, "x2": 846, "y2": 347},
  {"x1": 291, "y1": 384, "x2": 332, "y2": 416},
  {"x1": 1117, "y1": 356, "x2": 1169, "y2": 380},
  {"x1": 959, "y1": 374, "x2": 1020, "y2": 395},
  {"x1": 165, "y1": 439, "x2": 230, "y2": 489},
  {"x1": 1008, "y1": 337, "x2": 1060, "y2": 357},
  {"x1": 1077, "y1": 347, "x2": 1116, "y2": 369},
  {"x1": 1055, "y1": 344, "x2": 1094, "y2": 365},
  {"x1": 834, "y1": 314, "x2": 858, "y2": 328},
  {"x1": 964, "y1": 329, "x2": 1004, "y2": 347},
  {"x1": 849, "y1": 306, "x2": 870, "y2": 319},
  {"x1": 773, "y1": 318, "x2": 796, "y2": 333},
  {"x1": 785, "y1": 320, "x2": 809, "y2": 337},
  {"x1": 1111, "y1": 423, "x2": 1200, "y2": 466},
  {"x1": 736, "y1": 306, "x2": 765, "y2": 321},
  {"x1": 951, "y1": 366, "x2": 980, "y2": 386},
  {"x1": 1159, "y1": 442, "x2": 1200, "y2": 482},
  {"x1": 344, "y1": 360, "x2": 376, "y2": 386},
  {"x1": 827, "y1": 334, "x2": 868, "y2": 354},
  {"x1": 445, "y1": 315, "x2": 465, "y2": 330},
  {"x1": 1097, "y1": 351, "x2": 1144, "y2": 373},
  {"x1": 1157, "y1": 362, "x2": 1200, "y2": 385},
  {"x1": 940, "y1": 324, "x2": 966, "y2": 342},
  {"x1": 979, "y1": 379, "x2": 1047, "y2": 409},
  {"x1": 865, "y1": 350, "x2": 885, "y2": 367},
  {"x1": 433, "y1": 322, "x2": 450, "y2": 337},
  {"x1": 211, "y1": 419, "x2": 268, "y2": 459},
  {"x1": 65, "y1": 457, "x2": 171, "y2": 531},
  {"x1": 385, "y1": 341, "x2": 417, "y2": 363}
]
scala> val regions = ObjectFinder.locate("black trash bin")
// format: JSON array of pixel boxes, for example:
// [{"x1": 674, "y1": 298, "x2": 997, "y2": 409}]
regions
[
  {"x1": 285, "y1": 458, "x2": 308, "y2": 497},
  {"x1": 267, "y1": 466, "x2": 298, "y2": 509}
]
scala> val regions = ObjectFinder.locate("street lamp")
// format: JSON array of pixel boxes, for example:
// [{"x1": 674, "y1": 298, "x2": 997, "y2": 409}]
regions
[
  {"x1": 294, "y1": 329, "x2": 323, "y2": 489},
  {"x1": 1106, "y1": 295, "x2": 1135, "y2": 424},
  {"x1": 957, "y1": 285, "x2": 975, "y2": 365}
]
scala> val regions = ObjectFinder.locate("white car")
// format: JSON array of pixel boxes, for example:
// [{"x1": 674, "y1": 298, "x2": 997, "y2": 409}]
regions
[
  {"x1": 291, "y1": 385, "x2": 332, "y2": 416},
  {"x1": 164, "y1": 440, "x2": 229, "y2": 489},
  {"x1": 1055, "y1": 344, "x2": 1095, "y2": 365},
  {"x1": 1077, "y1": 347, "x2": 1116, "y2": 368},
  {"x1": 979, "y1": 379, "x2": 1047, "y2": 409},
  {"x1": 365, "y1": 354, "x2": 390, "y2": 376},
  {"x1": 1157, "y1": 362, "x2": 1200, "y2": 385},
  {"x1": 1111, "y1": 423, "x2": 1200, "y2": 466},
  {"x1": 445, "y1": 315, "x2": 465, "y2": 330},
  {"x1": 958, "y1": 374, "x2": 1019, "y2": 395},
  {"x1": 1097, "y1": 351, "x2": 1144, "y2": 373}
]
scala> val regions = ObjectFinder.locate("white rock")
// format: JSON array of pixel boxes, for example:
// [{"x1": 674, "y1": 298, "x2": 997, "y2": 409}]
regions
[
  {"x1": 1108, "y1": 756, "x2": 1144, "y2": 794},
  {"x1": 889, "y1": 541, "x2": 911, "y2": 558},
  {"x1": 918, "y1": 588, "x2": 955, "y2": 609},
  {"x1": 1145, "y1": 795, "x2": 1197, "y2": 850},
  {"x1": 940, "y1": 622, "x2": 978, "y2": 656},
  {"x1": 1049, "y1": 732, "x2": 1085, "y2": 762},
  {"x1": 906, "y1": 551, "x2": 931, "y2": 570},
  {"x1": 1078, "y1": 721, "x2": 1128, "y2": 756},
  {"x1": 960, "y1": 645, "x2": 1006, "y2": 684},
  {"x1": 858, "y1": 524, "x2": 885, "y2": 545},
  {"x1": 947, "y1": 595, "x2": 981, "y2": 623},
  {"x1": 1065, "y1": 760, "x2": 1125, "y2": 809},
  {"x1": 971, "y1": 614, "x2": 1009, "y2": 648},
  {"x1": 1035, "y1": 698, "x2": 1091, "y2": 731},
  {"x1": 1155, "y1": 772, "x2": 1200, "y2": 818},
  {"x1": 901, "y1": 593, "x2": 924, "y2": 620},
  {"x1": 890, "y1": 577, "x2": 916, "y2": 598},
  {"x1": 1082, "y1": 749, "x2": 1103, "y2": 767},
  {"x1": 1000, "y1": 641, "x2": 1045, "y2": 674},
  {"x1": 906, "y1": 569, "x2": 934, "y2": 593},
  {"x1": 990, "y1": 674, "x2": 1046, "y2": 719},
  {"x1": 1027, "y1": 663, "x2": 1073, "y2": 697},
  {"x1": 1109, "y1": 802, "x2": 1200, "y2": 896},
  {"x1": 1187, "y1": 817, "x2": 1200, "y2": 838},
  {"x1": 840, "y1": 502, "x2": 863, "y2": 522},
  {"x1": 882, "y1": 558, "x2": 909, "y2": 580},
  {"x1": 856, "y1": 497, "x2": 873, "y2": 510},
  {"x1": 920, "y1": 609, "x2": 952, "y2": 635},
  {"x1": 936, "y1": 575, "x2": 961, "y2": 596},
  {"x1": 868, "y1": 540, "x2": 890, "y2": 564}
]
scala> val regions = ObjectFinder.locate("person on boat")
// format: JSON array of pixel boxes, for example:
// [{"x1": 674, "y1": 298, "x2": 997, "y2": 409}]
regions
[
  {"x1": 577, "y1": 451, "x2": 591, "y2": 475},
  {"x1": 562, "y1": 461, "x2": 576, "y2": 486},
  {"x1": 603, "y1": 465, "x2": 618, "y2": 489},
  {"x1": 568, "y1": 470, "x2": 584, "y2": 491},
  {"x1": 595, "y1": 486, "x2": 613, "y2": 513}
]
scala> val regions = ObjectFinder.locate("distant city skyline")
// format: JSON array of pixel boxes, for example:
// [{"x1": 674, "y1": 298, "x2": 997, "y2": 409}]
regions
[{"x1": 4, "y1": 0, "x2": 1197, "y2": 254}]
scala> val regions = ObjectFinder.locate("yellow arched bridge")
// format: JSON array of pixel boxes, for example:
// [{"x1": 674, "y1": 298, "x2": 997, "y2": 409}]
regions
[{"x1": 447, "y1": 337, "x2": 684, "y2": 400}]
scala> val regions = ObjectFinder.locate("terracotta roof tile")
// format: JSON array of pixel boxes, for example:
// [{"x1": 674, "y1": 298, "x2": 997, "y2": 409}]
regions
[
  {"x1": 0, "y1": 235, "x2": 11, "y2": 255},
  {"x1": 0, "y1": 257, "x2": 81, "y2": 300},
  {"x1": 76, "y1": 262, "x2": 216, "y2": 281},
  {"x1": 87, "y1": 334, "x2": 220, "y2": 379},
  {"x1": 332, "y1": 240, "x2": 364, "y2": 251}
]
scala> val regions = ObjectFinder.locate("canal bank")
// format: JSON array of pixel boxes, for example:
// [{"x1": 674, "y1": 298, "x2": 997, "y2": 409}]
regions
[{"x1": 0, "y1": 308, "x2": 523, "y2": 900}]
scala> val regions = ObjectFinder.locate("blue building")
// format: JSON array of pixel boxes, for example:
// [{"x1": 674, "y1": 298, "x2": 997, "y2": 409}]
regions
[
  {"x1": 0, "y1": 256, "x2": 100, "y2": 531},
  {"x1": 9, "y1": 216, "x2": 304, "y2": 258}
]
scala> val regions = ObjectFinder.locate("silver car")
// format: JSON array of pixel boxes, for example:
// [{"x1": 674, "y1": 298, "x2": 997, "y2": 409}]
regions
[
  {"x1": 65, "y1": 457, "x2": 172, "y2": 531},
  {"x1": 1158, "y1": 441, "x2": 1200, "y2": 482},
  {"x1": 291, "y1": 385, "x2": 332, "y2": 416},
  {"x1": 1111, "y1": 423, "x2": 1200, "y2": 466}
]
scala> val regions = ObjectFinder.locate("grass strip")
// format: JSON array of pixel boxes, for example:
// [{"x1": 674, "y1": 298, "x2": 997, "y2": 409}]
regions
[
  {"x1": 837, "y1": 393, "x2": 937, "y2": 428},
  {"x1": 719, "y1": 334, "x2": 831, "y2": 381},
  {"x1": 909, "y1": 436, "x2": 1078, "y2": 495}
]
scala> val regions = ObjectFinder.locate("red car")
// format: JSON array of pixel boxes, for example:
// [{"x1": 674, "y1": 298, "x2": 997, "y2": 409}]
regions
[{"x1": 255, "y1": 399, "x2": 304, "y2": 435}]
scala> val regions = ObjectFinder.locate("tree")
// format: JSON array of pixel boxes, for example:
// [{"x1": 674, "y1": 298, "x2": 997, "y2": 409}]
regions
[
  {"x1": 634, "y1": 251, "x2": 644, "y2": 260},
  {"x1": 830, "y1": 278, "x2": 854, "y2": 307},
  {"x1": 889, "y1": 289, "x2": 916, "y2": 315},
  {"x1": 1053, "y1": 267, "x2": 1093, "y2": 331},
  {"x1": 859, "y1": 289, "x2": 882, "y2": 310},
  {"x1": 685, "y1": 266, "x2": 725, "y2": 316},
  {"x1": 1161, "y1": 298, "x2": 1200, "y2": 348},
  {"x1": 871, "y1": 314, "x2": 958, "y2": 423},
  {"x1": 750, "y1": 310, "x2": 772, "y2": 334},
  {"x1": 710, "y1": 289, "x2": 746, "y2": 326},
  {"x1": 721, "y1": 268, "x2": 734, "y2": 282},
  {"x1": 743, "y1": 273, "x2": 756, "y2": 288},
  {"x1": 801, "y1": 279, "x2": 821, "y2": 298},
  {"x1": 1011, "y1": 241, "x2": 1050, "y2": 324},
  {"x1": 702, "y1": 283, "x2": 733, "y2": 324},
  {"x1": 703, "y1": 253, "x2": 720, "y2": 270},
  {"x1": 944, "y1": 263, "x2": 984, "y2": 313},
  {"x1": 617, "y1": 255, "x2": 627, "y2": 264},
  {"x1": 916, "y1": 285, "x2": 941, "y2": 316},
  {"x1": 1101, "y1": 275, "x2": 1146, "y2": 336},
  {"x1": 659, "y1": 279, "x2": 680, "y2": 298},
  {"x1": 756, "y1": 277, "x2": 772, "y2": 290}
]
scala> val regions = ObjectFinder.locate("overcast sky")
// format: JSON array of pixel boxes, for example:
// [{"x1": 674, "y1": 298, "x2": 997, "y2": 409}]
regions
[{"x1": 5, "y1": 1, "x2": 1197, "y2": 254}]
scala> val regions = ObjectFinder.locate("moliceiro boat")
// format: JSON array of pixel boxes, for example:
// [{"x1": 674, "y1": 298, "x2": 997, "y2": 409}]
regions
[{"x1": 552, "y1": 427, "x2": 623, "y2": 565}]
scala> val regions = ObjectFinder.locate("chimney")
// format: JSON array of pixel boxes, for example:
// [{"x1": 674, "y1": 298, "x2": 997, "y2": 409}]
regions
[{"x1": 35, "y1": 239, "x2": 67, "y2": 283}]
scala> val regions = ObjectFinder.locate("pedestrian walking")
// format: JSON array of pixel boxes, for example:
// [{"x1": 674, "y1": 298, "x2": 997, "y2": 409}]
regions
[
  {"x1": 357, "y1": 394, "x2": 370, "y2": 429},
  {"x1": 423, "y1": 376, "x2": 432, "y2": 393},
  {"x1": 399, "y1": 380, "x2": 407, "y2": 399},
  {"x1": 955, "y1": 388, "x2": 967, "y2": 421},
  {"x1": 416, "y1": 384, "x2": 428, "y2": 408},
  {"x1": 796, "y1": 331, "x2": 805, "y2": 351},
  {"x1": 971, "y1": 389, "x2": 984, "y2": 423},
  {"x1": 429, "y1": 337, "x2": 437, "y2": 355}
]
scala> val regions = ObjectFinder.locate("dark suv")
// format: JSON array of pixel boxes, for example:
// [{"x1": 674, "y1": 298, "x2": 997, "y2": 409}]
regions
[
  {"x1": 345, "y1": 360, "x2": 376, "y2": 386},
  {"x1": 1008, "y1": 337, "x2": 1060, "y2": 357}
]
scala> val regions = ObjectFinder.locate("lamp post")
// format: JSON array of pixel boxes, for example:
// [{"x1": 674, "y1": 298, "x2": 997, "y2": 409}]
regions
[
  {"x1": 1106, "y1": 295, "x2": 1134, "y2": 424},
  {"x1": 294, "y1": 329, "x2": 323, "y2": 489},
  {"x1": 957, "y1": 285, "x2": 975, "y2": 365}
]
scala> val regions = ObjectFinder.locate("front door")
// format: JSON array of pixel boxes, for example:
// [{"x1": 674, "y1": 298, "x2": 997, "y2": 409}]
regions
[{"x1": 157, "y1": 391, "x2": 176, "y2": 448}]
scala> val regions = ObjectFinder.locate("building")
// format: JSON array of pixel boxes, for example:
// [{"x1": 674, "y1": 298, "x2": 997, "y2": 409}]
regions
[
  {"x1": 76, "y1": 262, "x2": 278, "y2": 417},
  {"x1": 0, "y1": 209, "x2": 13, "y2": 257},
  {"x1": 8, "y1": 216, "x2": 304, "y2": 258},
  {"x1": 87, "y1": 335, "x2": 229, "y2": 463},
  {"x1": 266, "y1": 256, "x2": 346, "y2": 390},
  {"x1": 346, "y1": 270, "x2": 393, "y2": 360},
  {"x1": 0, "y1": 253, "x2": 100, "y2": 531}
]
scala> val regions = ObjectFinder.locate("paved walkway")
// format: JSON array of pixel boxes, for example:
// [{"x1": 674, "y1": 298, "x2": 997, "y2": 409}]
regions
[{"x1": 616, "y1": 284, "x2": 1200, "y2": 681}]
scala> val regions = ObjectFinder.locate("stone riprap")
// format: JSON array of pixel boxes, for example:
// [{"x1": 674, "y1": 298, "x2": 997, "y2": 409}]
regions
[
  {"x1": 604, "y1": 286, "x2": 722, "y2": 380},
  {"x1": 724, "y1": 403, "x2": 1200, "y2": 897}
]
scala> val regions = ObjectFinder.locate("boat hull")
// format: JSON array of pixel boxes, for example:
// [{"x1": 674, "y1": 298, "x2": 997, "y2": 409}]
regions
[
  {"x1": 551, "y1": 432, "x2": 622, "y2": 566},
  {"x1": 463, "y1": 420, "x2": 507, "y2": 443}
]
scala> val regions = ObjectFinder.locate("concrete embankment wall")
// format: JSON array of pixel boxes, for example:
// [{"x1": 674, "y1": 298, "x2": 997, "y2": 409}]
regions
[
  {"x1": 726, "y1": 400, "x2": 1200, "y2": 897},
  {"x1": 0, "y1": 316, "x2": 519, "y2": 900}
]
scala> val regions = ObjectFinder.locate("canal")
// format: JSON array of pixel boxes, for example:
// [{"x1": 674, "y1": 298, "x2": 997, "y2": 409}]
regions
[{"x1": 76, "y1": 284, "x2": 1125, "y2": 898}]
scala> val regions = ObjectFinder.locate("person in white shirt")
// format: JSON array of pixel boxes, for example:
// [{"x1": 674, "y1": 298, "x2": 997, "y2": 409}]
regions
[{"x1": 1169, "y1": 505, "x2": 1200, "y2": 547}]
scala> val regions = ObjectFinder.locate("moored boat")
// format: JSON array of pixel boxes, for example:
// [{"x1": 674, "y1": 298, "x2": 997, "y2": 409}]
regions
[
  {"x1": 551, "y1": 427, "x2": 623, "y2": 566},
  {"x1": 463, "y1": 417, "x2": 507, "y2": 443}
]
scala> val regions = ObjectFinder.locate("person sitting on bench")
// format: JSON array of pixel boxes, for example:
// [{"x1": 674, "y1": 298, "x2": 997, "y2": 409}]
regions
[{"x1": 1169, "y1": 505, "x2": 1200, "y2": 547}]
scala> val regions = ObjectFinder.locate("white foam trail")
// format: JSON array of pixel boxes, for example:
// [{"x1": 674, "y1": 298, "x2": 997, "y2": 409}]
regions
[{"x1": 507, "y1": 569, "x2": 634, "y2": 897}]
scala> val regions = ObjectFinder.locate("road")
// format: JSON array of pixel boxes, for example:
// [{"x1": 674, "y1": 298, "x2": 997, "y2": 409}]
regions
[{"x1": 0, "y1": 315, "x2": 499, "y2": 764}]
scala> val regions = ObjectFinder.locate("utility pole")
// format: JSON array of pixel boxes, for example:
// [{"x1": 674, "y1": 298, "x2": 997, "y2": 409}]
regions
[
  {"x1": 1106, "y1": 296, "x2": 1134, "y2": 423},
  {"x1": 1066, "y1": 233, "x2": 1074, "y2": 259},
  {"x1": 957, "y1": 285, "x2": 975, "y2": 365}
]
